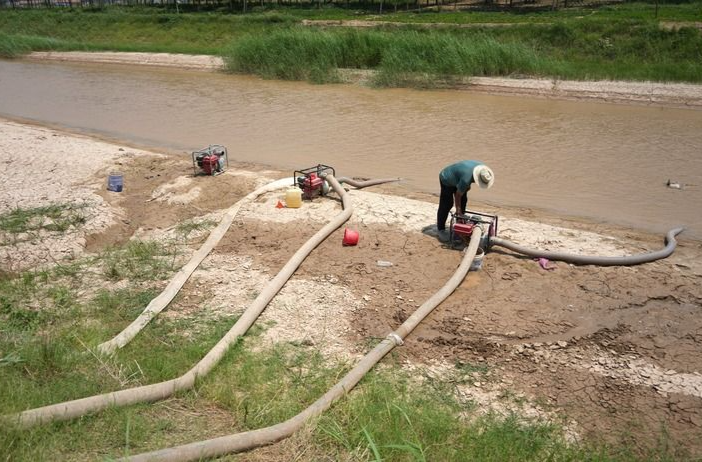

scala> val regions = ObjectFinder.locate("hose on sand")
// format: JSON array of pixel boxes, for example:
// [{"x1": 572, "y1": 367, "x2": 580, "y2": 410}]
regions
[
  {"x1": 97, "y1": 176, "x2": 400, "y2": 355},
  {"x1": 120, "y1": 227, "x2": 483, "y2": 462},
  {"x1": 338, "y1": 177, "x2": 401, "y2": 189},
  {"x1": 97, "y1": 178, "x2": 291, "y2": 355},
  {"x1": 490, "y1": 227, "x2": 684, "y2": 266},
  {"x1": 8, "y1": 174, "x2": 356, "y2": 428}
]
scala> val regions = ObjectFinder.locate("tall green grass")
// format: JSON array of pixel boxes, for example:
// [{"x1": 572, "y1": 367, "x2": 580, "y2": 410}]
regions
[
  {"x1": 222, "y1": 21, "x2": 702, "y2": 85},
  {"x1": 0, "y1": 33, "x2": 68, "y2": 58},
  {"x1": 223, "y1": 28, "x2": 545, "y2": 84},
  {"x1": 375, "y1": 31, "x2": 544, "y2": 86}
]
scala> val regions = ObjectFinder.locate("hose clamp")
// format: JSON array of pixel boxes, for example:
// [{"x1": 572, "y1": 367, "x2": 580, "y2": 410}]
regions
[{"x1": 387, "y1": 332, "x2": 404, "y2": 346}]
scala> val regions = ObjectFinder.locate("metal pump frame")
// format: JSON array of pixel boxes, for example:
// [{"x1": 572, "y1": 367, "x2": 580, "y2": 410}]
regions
[
  {"x1": 192, "y1": 144, "x2": 229, "y2": 176},
  {"x1": 449, "y1": 209, "x2": 499, "y2": 250},
  {"x1": 293, "y1": 164, "x2": 335, "y2": 199}
]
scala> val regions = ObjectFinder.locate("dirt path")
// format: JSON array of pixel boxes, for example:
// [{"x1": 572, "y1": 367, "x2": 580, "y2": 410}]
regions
[
  {"x1": 2, "y1": 119, "x2": 702, "y2": 457},
  {"x1": 24, "y1": 51, "x2": 702, "y2": 108}
]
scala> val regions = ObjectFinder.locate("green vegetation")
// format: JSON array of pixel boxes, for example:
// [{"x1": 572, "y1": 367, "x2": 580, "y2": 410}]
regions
[
  {"x1": 0, "y1": 32, "x2": 68, "y2": 58},
  {"x1": 101, "y1": 240, "x2": 176, "y2": 281},
  {"x1": 175, "y1": 218, "x2": 217, "y2": 240},
  {"x1": 223, "y1": 23, "x2": 702, "y2": 84},
  {"x1": 0, "y1": 9, "x2": 297, "y2": 55},
  {"x1": 1, "y1": 5, "x2": 701, "y2": 84},
  {"x1": 222, "y1": 28, "x2": 538, "y2": 83},
  {"x1": 0, "y1": 203, "x2": 87, "y2": 244}
]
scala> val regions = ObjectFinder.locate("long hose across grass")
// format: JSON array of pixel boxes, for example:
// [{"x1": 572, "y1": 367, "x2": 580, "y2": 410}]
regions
[{"x1": 120, "y1": 228, "x2": 485, "y2": 462}]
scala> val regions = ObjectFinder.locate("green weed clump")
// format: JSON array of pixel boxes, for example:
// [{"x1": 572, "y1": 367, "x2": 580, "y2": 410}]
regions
[
  {"x1": 0, "y1": 203, "x2": 87, "y2": 243},
  {"x1": 0, "y1": 271, "x2": 49, "y2": 330},
  {"x1": 315, "y1": 371, "x2": 569, "y2": 461},
  {"x1": 175, "y1": 218, "x2": 217, "y2": 240},
  {"x1": 102, "y1": 240, "x2": 175, "y2": 281}
]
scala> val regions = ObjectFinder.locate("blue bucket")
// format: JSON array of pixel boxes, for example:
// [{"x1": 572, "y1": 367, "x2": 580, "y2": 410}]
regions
[{"x1": 107, "y1": 172, "x2": 123, "y2": 192}]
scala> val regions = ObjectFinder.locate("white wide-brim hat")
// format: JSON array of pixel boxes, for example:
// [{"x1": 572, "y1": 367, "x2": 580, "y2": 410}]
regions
[{"x1": 473, "y1": 165, "x2": 495, "y2": 190}]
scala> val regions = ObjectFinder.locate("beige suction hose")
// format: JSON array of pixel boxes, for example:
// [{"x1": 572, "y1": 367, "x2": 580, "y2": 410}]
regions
[
  {"x1": 7, "y1": 174, "x2": 352, "y2": 428},
  {"x1": 490, "y1": 227, "x2": 684, "y2": 266},
  {"x1": 98, "y1": 177, "x2": 291, "y2": 355},
  {"x1": 98, "y1": 176, "x2": 400, "y2": 355},
  {"x1": 121, "y1": 228, "x2": 483, "y2": 462}
]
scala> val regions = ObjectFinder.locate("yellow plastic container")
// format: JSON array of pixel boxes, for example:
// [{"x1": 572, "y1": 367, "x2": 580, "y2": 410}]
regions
[{"x1": 285, "y1": 187, "x2": 302, "y2": 208}]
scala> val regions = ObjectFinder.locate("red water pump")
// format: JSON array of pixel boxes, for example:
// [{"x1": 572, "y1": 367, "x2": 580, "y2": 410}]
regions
[
  {"x1": 192, "y1": 145, "x2": 228, "y2": 176},
  {"x1": 294, "y1": 164, "x2": 335, "y2": 200},
  {"x1": 449, "y1": 210, "x2": 499, "y2": 251}
]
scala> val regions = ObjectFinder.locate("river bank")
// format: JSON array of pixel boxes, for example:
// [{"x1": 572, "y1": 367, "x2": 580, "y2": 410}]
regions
[
  {"x1": 24, "y1": 51, "x2": 702, "y2": 108},
  {"x1": 2, "y1": 118, "x2": 702, "y2": 459}
]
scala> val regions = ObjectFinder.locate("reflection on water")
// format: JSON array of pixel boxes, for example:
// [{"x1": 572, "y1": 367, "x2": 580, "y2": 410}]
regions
[{"x1": 1, "y1": 59, "x2": 701, "y2": 236}]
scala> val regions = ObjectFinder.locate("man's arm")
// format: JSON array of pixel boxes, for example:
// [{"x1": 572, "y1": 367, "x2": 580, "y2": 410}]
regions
[{"x1": 453, "y1": 191, "x2": 464, "y2": 215}]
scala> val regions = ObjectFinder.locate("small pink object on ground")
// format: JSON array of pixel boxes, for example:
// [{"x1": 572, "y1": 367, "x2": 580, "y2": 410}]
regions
[
  {"x1": 537, "y1": 257, "x2": 557, "y2": 270},
  {"x1": 343, "y1": 228, "x2": 359, "y2": 246}
]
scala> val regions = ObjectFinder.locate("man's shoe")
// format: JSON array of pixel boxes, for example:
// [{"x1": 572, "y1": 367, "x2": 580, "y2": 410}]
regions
[{"x1": 437, "y1": 229, "x2": 450, "y2": 243}]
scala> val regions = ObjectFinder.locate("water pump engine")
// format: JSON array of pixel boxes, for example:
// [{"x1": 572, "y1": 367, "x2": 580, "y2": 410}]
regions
[
  {"x1": 294, "y1": 164, "x2": 335, "y2": 200},
  {"x1": 192, "y1": 145, "x2": 228, "y2": 176},
  {"x1": 449, "y1": 210, "x2": 499, "y2": 251}
]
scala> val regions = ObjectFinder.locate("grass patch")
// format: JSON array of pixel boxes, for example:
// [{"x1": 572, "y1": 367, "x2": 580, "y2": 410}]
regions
[
  {"x1": 175, "y1": 218, "x2": 217, "y2": 240},
  {"x1": 201, "y1": 342, "x2": 345, "y2": 428},
  {"x1": 0, "y1": 284, "x2": 226, "y2": 415},
  {"x1": 0, "y1": 203, "x2": 87, "y2": 245},
  {"x1": 101, "y1": 240, "x2": 176, "y2": 281},
  {"x1": 0, "y1": 9, "x2": 296, "y2": 55},
  {"x1": 0, "y1": 32, "x2": 68, "y2": 58}
]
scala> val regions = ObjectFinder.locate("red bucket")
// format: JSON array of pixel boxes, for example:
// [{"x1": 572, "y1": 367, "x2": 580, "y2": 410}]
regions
[{"x1": 343, "y1": 228, "x2": 359, "y2": 246}]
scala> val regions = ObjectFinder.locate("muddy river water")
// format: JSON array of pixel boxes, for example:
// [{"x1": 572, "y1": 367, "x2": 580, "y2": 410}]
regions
[{"x1": 1, "y1": 59, "x2": 701, "y2": 237}]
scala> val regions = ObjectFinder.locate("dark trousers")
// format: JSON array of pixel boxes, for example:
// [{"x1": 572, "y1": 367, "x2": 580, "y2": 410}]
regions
[{"x1": 437, "y1": 179, "x2": 467, "y2": 231}]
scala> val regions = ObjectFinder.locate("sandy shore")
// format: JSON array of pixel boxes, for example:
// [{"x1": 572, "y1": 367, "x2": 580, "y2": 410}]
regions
[
  {"x1": 2, "y1": 118, "x2": 702, "y2": 457},
  {"x1": 25, "y1": 51, "x2": 702, "y2": 108}
]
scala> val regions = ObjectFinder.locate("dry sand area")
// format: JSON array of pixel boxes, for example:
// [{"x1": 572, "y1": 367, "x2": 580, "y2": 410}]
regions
[{"x1": 2, "y1": 118, "x2": 702, "y2": 456}]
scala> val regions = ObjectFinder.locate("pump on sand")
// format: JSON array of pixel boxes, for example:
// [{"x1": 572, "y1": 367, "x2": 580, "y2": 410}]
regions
[
  {"x1": 294, "y1": 164, "x2": 334, "y2": 200},
  {"x1": 192, "y1": 144, "x2": 228, "y2": 176},
  {"x1": 449, "y1": 210, "x2": 499, "y2": 251}
]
